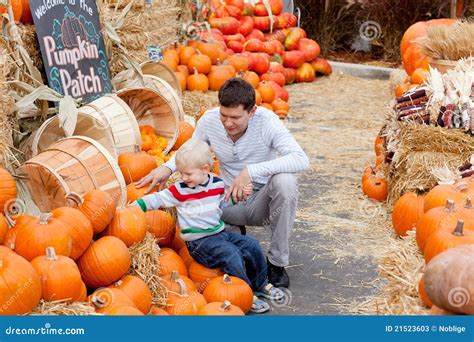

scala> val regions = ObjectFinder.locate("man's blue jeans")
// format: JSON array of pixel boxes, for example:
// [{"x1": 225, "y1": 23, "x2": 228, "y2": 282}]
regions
[{"x1": 186, "y1": 231, "x2": 268, "y2": 291}]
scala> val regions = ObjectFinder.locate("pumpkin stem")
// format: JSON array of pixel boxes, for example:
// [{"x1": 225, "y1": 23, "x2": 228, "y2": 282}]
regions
[
  {"x1": 464, "y1": 197, "x2": 473, "y2": 209},
  {"x1": 38, "y1": 213, "x2": 53, "y2": 225},
  {"x1": 66, "y1": 192, "x2": 84, "y2": 207},
  {"x1": 223, "y1": 274, "x2": 232, "y2": 284},
  {"x1": 220, "y1": 300, "x2": 232, "y2": 312},
  {"x1": 193, "y1": 67, "x2": 199, "y2": 76},
  {"x1": 171, "y1": 271, "x2": 179, "y2": 282},
  {"x1": 455, "y1": 182, "x2": 469, "y2": 192},
  {"x1": 115, "y1": 280, "x2": 124, "y2": 287},
  {"x1": 452, "y1": 220, "x2": 465, "y2": 236},
  {"x1": 45, "y1": 247, "x2": 58, "y2": 261},
  {"x1": 91, "y1": 296, "x2": 107, "y2": 308},
  {"x1": 444, "y1": 199, "x2": 456, "y2": 212},
  {"x1": 176, "y1": 279, "x2": 188, "y2": 297}
]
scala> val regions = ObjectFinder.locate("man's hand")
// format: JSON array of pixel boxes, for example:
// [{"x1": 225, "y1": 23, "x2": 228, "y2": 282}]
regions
[
  {"x1": 225, "y1": 167, "x2": 253, "y2": 204},
  {"x1": 135, "y1": 166, "x2": 172, "y2": 194}
]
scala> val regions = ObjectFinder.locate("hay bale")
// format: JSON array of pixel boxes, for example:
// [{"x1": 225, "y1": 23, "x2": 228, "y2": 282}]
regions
[
  {"x1": 0, "y1": 49, "x2": 15, "y2": 168},
  {"x1": 183, "y1": 90, "x2": 219, "y2": 121},
  {"x1": 30, "y1": 299, "x2": 98, "y2": 316},
  {"x1": 128, "y1": 232, "x2": 167, "y2": 307},
  {"x1": 386, "y1": 122, "x2": 474, "y2": 204}
]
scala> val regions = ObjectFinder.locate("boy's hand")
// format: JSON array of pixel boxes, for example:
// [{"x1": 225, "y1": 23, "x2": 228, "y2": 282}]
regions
[
  {"x1": 135, "y1": 166, "x2": 172, "y2": 194},
  {"x1": 226, "y1": 168, "x2": 252, "y2": 204}
]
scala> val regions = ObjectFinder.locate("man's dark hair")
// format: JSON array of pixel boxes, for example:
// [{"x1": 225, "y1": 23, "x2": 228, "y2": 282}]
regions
[{"x1": 218, "y1": 78, "x2": 256, "y2": 111}]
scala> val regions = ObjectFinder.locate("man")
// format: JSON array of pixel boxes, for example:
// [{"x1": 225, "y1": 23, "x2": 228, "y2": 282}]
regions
[{"x1": 136, "y1": 78, "x2": 310, "y2": 287}]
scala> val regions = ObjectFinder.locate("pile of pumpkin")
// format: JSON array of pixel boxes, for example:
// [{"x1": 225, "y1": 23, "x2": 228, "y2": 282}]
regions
[
  {"x1": 394, "y1": 18, "x2": 455, "y2": 97},
  {"x1": 0, "y1": 164, "x2": 253, "y2": 316}
]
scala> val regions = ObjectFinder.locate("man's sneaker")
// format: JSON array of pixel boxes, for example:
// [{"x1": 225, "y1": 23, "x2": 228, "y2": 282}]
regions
[{"x1": 267, "y1": 259, "x2": 290, "y2": 288}]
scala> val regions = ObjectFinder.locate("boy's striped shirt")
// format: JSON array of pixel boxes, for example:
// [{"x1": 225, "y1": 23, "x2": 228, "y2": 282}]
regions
[{"x1": 135, "y1": 174, "x2": 226, "y2": 241}]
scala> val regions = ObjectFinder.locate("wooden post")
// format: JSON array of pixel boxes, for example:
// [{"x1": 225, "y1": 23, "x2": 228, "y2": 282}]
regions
[{"x1": 450, "y1": 0, "x2": 458, "y2": 19}]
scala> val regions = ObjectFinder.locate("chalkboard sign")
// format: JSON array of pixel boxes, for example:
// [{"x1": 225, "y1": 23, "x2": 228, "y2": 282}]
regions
[{"x1": 30, "y1": 0, "x2": 112, "y2": 103}]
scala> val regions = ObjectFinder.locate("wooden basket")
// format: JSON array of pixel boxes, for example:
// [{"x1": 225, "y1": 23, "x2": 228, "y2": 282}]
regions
[
  {"x1": 116, "y1": 86, "x2": 180, "y2": 154},
  {"x1": 31, "y1": 95, "x2": 141, "y2": 159},
  {"x1": 18, "y1": 136, "x2": 127, "y2": 212},
  {"x1": 113, "y1": 74, "x2": 184, "y2": 121}
]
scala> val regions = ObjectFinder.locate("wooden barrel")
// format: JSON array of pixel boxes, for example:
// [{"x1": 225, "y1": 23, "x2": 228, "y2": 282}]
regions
[
  {"x1": 113, "y1": 72, "x2": 184, "y2": 121},
  {"x1": 18, "y1": 136, "x2": 127, "y2": 212},
  {"x1": 31, "y1": 95, "x2": 141, "y2": 159},
  {"x1": 116, "y1": 86, "x2": 179, "y2": 154}
]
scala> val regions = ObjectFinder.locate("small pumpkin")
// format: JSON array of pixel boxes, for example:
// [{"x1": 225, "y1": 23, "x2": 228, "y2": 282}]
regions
[
  {"x1": 208, "y1": 65, "x2": 233, "y2": 91},
  {"x1": 257, "y1": 82, "x2": 276, "y2": 104},
  {"x1": 175, "y1": 71, "x2": 187, "y2": 92},
  {"x1": 179, "y1": 46, "x2": 196, "y2": 65},
  {"x1": 187, "y1": 53, "x2": 212, "y2": 75},
  {"x1": 284, "y1": 28, "x2": 307, "y2": 50},
  {"x1": 392, "y1": 192, "x2": 425, "y2": 236},
  {"x1": 198, "y1": 300, "x2": 245, "y2": 316},
  {"x1": 248, "y1": 53, "x2": 270, "y2": 75},
  {"x1": 282, "y1": 67, "x2": 297, "y2": 85},
  {"x1": 241, "y1": 70, "x2": 260, "y2": 88},
  {"x1": 260, "y1": 72, "x2": 286, "y2": 87},
  {"x1": 188, "y1": 261, "x2": 224, "y2": 291},
  {"x1": 77, "y1": 236, "x2": 131, "y2": 289},
  {"x1": 161, "y1": 270, "x2": 197, "y2": 295},
  {"x1": 67, "y1": 190, "x2": 117, "y2": 235},
  {"x1": 146, "y1": 210, "x2": 175, "y2": 246},
  {"x1": 15, "y1": 213, "x2": 72, "y2": 261},
  {"x1": 227, "y1": 54, "x2": 251, "y2": 73},
  {"x1": 296, "y1": 63, "x2": 316, "y2": 83},
  {"x1": 202, "y1": 274, "x2": 253, "y2": 313},
  {"x1": 424, "y1": 220, "x2": 474, "y2": 263},
  {"x1": 119, "y1": 150, "x2": 157, "y2": 185},
  {"x1": 165, "y1": 279, "x2": 207, "y2": 315},
  {"x1": 197, "y1": 42, "x2": 220, "y2": 65},
  {"x1": 0, "y1": 167, "x2": 17, "y2": 215},
  {"x1": 158, "y1": 247, "x2": 188, "y2": 277},
  {"x1": 297, "y1": 38, "x2": 320, "y2": 62},
  {"x1": 361, "y1": 171, "x2": 388, "y2": 202},
  {"x1": 172, "y1": 121, "x2": 195, "y2": 151},
  {"x1": 31, "y1": 247, "x2": 83, "y2": 301},
  {"x1": 283, "y1": 50, "x2": 305, "y2": 68},
  {"x1": 424, "y1": 244, "x2": 474, "y2": 314},
  {"x1": 310, "y1": 58, "x2": 332, "y2": 76},
  {"x1": 187, "y1": 68, "x2": 209, "y2": 92},
  {"x1": 0, "y1": 246, "x2": 42, "y2": 315},
  {"x1": 113, "y1": 275, "x2": 152, "y2": 314},
  {"x1": 2, "y1": 214, "x2": 34, "y2": 250},
  {"x1": 104, "y1": 206, "x2": 147, "y2": 247},
  {"x1": 423, "y1": 182, "x2": 472, "y2": 213},
  {"x1": 271, "y1": 99, "x2": 289, "y2": 119},
  {"x1": 126, "y1": 183, "x2": 157, "y2": 203}
]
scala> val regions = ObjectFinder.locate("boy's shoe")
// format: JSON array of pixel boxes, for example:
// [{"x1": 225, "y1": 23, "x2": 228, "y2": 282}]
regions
[
  {"x1": 254, "y1": 283, "x2": 285, "y2": 300},
  {"x1": 250, "y1": 296, "x2": 270, "y2": 314},
  {"x1": 267, "y1": 259, "x2": 290, "y2": 288}
]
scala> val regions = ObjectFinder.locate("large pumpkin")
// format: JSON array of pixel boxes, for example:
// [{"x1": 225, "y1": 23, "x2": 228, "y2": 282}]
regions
[
  {"x1": 424, "y1": 244, "x2": 474, "y2": 314},
  {"x1": 2, "y1": 214, "x2": 34, "y2": 250},
  {"x1": 146, "y1": 210, "x2": 175, "y2": 247},
  {"x1": 118, "y1": 151, "x2": 157, "y2": 185},
  {"x1": 104, "y1": 206, "x2": 147, "y2": 247},
  {"x1": 77, "y1": 236, "x2": 131, "y2": 289},
  {"x1": 15, "y1": 213, "x2": 72, "y2": 261},
  {"x1": 67, "y1": 190, "x2": 117, "y2": 235},
  {"x1": 31, "y1": 247, "x2": 83, "y2": 301},
  {"x1": 188, "y1": 261, "x2": 223, "y2": 291},
  {"x1": 202, "y1": 274, "x2": 253, "y2": 314},
  {"x1": 0, "y1": 246, "x2": 42, "y2": 315},
  {"x1": 51, "y1": 206, "x2": 93, "y2": 260},
  {"x1": 165, "y1": 279, "x2": 207, "y2": 315},
  {"x1": 158, "y1": 247, "x2": 188, "y2": 277},
  {"x1": 89, "y1": 287, "x2": 136, "y2": 314},
  {"x1": 112, "y1": 275, "x2": 152, "y2": 314},
  {"x1": 126, "y1": 183, "x2": 157, "y2": 203},
  {"x1": 198, "y1": 300, "x2": 245, "y2": 316},
  {"x1": 161, "y1": 270, "x2": 197, "y2": 295},
  {"x1": 392, "y1": 192, "x2": 425, "y2": 236},
  {"x1": 423, "y1": 182, "x2": 472, "y2": 213},
  {"x1": 0, "y1": 168, "x2": 17, "y2": 215}
]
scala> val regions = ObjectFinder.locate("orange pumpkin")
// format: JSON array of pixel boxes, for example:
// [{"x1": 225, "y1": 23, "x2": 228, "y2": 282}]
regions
[
  {"x1": 51, "y1": 205, "x2": 93, "y2": 260},
  {"x1": 227, "y1": 54, "x2": 251, "y2": 73},
  {"x1": 208, "y1": 66, "x2": 233, "y2": 91},
  {"x1": 89, "y1": 287, "x2": 136, "y2": 314},
  {"x1": 77, "y1": 236, "x2": 131, "y2": 289},
  {"x1": 188, "y1": 261, "x2": 224, "y2": 291},
  {"x1": 113, "y1": 275, "x2": 152, "y2": 314},
  {"x1": 0, "y1": 167, "x2": 17, "y2": 215},
  {"x1": 161, "y1": 270, "x2": 197, "y2": 295},
  {"x1": 271, "y1": 98, "x2": 289, "y2": 119},
  {"x1": 172, "y1": 121, "x2": 194, "y2": 151},
  {"x1": 67, "y1": 190, "x2": 117, "y2": 235},
  {"x1": 31, "y1": 247, "x2": 83, "y2": 301},
  {"x1": 423, "y1": 182, "x2": 472, "y2": 213},
  {"x1": 146, "y1": 210, "x2": 175, "y2": 246},
  {"x1": 187, "y1": 68, "x2": 209, "y2": 92},
  {"x1": 198, "y1": 300, "x2": 245, "y2": 316},
  {"x1": 176, "y1": 65, "x2": 190, "y2": 78},
  {"x1": 175, "y1": 71, "x2": 187, "y2": 91},
  {"x1": 296, "y1": 63, "x2": 316, "y2": 83},
  {"x1": 257, "y1": 82, "x2": 276, "y2": 104},
  {"x1": 418, "y1": 275, "x2": 432, "y2": 308},
  {"x1": 424, "y1": 220, "x2": 474, "y2": 263},
  {"x1": 104, "y1": 206, "x2": 147, "y2": 247},
  {"x1": 361, "y1": 171, "x2": 388, "y2": 202},
  {"x1": 0, "y1": 246, "x2": 42, "y2": 315},
  {"x1": 241, "y1": 71, "x2": 260, "y2": 88},
  {"x1": 2, "y1": 214, "x2": 34, "y2": 250},
  {"x1": 392, "y1": 192, "x2": 425, "y2": 236},
  {"x1": 118, "y1": 151, "x2": 158, "y2": 184},
  {"x1": 402, "y1": 44, "x2": 429, "y2": 75},
  {"x1": 149, "y1": 306, "x2": 169, "y2": 315},
  {"x1": 400, "y1": 21, "x2": 428, "y2": 57},
  {"x1": 165, "y1": 280, "x2": 207, "y2": 315},
  {"x1": 261, "y1": 103, "x2": 273, "y2": 110},
  {"x1": 179, "y1": 46, "x2": 197, "y2": 65},
  {"x1": 0, "y1": 213, "x2": 8, "y2": 245},
  {"x1": 0, "y1": 0, "x2": 22, "y2": 22},
  {"x1": 197, "y1": 42, "x2": 220, "y2": 65},
  {"x1": 395, "y1": 83, "x2": 411, "y2": 97},
  {"x1": 202, "y1": 274, "x2": 253, "y2": 314},
  {"x1": 410, "y1": 68, "x2": 429, "y2": 85},
  {"x1": 158, "y1": 247, "x2": 188, "y2": 277},
  {"x1": 126, "y1": 183, "x2": 157, "y2": 202},
  {"x1": 255, "y1": 89, "x2": 262, "y2": 105},
  {"x1": 187, "y1": 54, "x2": 212, "y2": 74},
  {"x1": 15, "y1": 213, "x2": 72, "y2": 261}
]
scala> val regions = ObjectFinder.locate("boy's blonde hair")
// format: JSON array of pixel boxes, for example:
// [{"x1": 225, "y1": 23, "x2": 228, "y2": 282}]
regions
[{"x1": 175, "y1": 139, "x2": 214, "y2": 169}]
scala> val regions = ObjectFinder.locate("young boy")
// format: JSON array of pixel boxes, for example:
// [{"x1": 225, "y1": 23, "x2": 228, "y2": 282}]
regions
[{"x1": 132, "y1": 139, "x2": 284, "y2": 313}]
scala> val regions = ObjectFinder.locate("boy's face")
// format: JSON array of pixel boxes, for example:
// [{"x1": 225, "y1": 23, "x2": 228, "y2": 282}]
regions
[
  {"x1": 220, "y1": 104, "x2": 256, "y2": 138},
  {"x1": 177, "y1": 163, "x2": 210, "y2": 188}
]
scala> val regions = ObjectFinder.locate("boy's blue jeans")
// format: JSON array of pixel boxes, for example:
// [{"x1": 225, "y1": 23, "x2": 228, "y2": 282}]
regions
[{"x1": 186, "y1": 231, "x2": 268, "y2": 292}]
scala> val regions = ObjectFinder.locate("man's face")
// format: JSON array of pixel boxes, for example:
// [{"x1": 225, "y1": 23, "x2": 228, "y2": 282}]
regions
[{"x1": 220, "y1": 105, "x2": 256, "y2": 138}]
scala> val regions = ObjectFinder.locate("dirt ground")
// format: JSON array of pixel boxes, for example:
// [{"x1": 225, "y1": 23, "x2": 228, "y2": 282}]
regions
[{"x1": 247, "y1": 74, "x2": 395, "y2": 315}]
